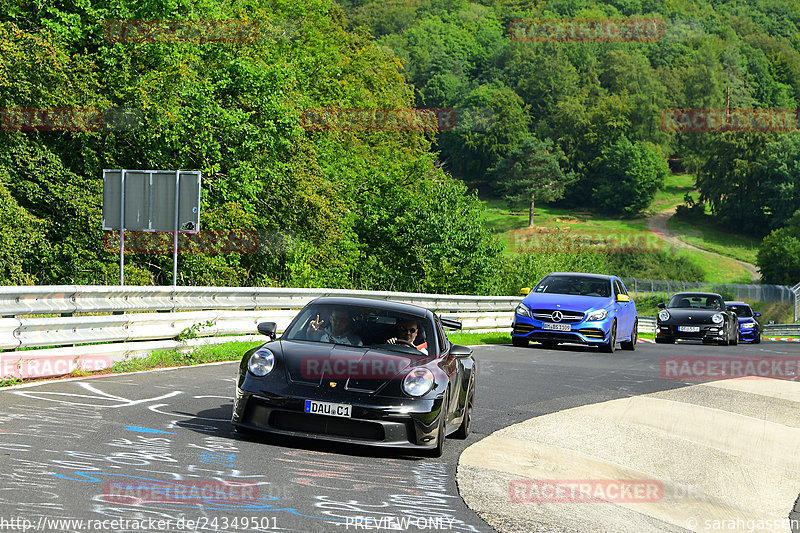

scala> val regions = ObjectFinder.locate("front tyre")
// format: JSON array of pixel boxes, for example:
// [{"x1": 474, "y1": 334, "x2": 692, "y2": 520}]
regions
[
  {"x1": 601, "y1": 321, "x2": 617, "y2": 353},
  {"x1": 620, "y1": 319, "x2": 637, "y2": 351},
  {"x1": 425, "y1": 389, "x2": 449, "y2": 458}
]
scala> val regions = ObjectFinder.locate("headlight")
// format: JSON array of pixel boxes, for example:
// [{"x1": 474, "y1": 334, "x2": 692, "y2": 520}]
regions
[
  {"x1": 742, "y1": 322, "x2": 756, "y2": 329},
  {"x1": 402, "y1": 368, "x2": 434, "y2": 397},
  {"x1": 586, "y1": 309, "x2": 607, "y2": 321},
  {"x1": 711, "y1": 313, "x2": 724, "y2": 324},
  {"x1": 658, "y1": 310, "x2": 670, "y2": 321},
  {"x1": 515, "y1": 303, "x2": 531, "y2": 318},
  {"x1": 248, "y1": 349, "x2": 275, "y2": 377}
]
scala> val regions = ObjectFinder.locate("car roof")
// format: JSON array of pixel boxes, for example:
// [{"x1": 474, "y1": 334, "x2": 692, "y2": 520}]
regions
[
  {"x1": 306, "y1": 296, "x2": 431, "y2": 319},
  {"x1": 544, "y1": 272, "x2": 616, "y2": 281},
  {"x1": 671, "y1": 292, "x2": 724, "y2": 298},
  {"x1": 724, "y1": 301, "x2": 749, "y2": 306}
]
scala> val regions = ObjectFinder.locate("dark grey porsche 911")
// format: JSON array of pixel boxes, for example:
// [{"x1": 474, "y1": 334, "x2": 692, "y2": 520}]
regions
[
  {"x1": 231, "y1": 297, "x2": 476, "y2": 457},
  {"x1": 655, "y1": 292, "x2": 738, "y2": 345}
]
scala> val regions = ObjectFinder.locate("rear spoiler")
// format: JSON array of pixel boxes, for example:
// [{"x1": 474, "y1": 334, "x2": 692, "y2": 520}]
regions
[{"x1": 441, "y1": 318, "x2": 462, "y2": 330}]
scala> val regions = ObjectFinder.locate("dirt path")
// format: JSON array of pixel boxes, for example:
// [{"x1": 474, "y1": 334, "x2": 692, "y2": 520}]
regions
[{"x1": 647, "y1": 207, "x2": 761, "y2": 282}]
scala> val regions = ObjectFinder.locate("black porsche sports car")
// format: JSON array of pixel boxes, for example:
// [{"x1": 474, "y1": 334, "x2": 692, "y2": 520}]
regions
[
  {"x1": 655, "y1": 292, "x2": 738, "y2": 345},
  {"x1": 232, "y1": 297, "x2": 476, "y2": 457}
]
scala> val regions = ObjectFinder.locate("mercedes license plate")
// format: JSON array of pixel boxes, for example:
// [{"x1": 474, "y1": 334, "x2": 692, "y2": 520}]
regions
[
  {"x1": 543, "y1": 323, "x2": 571, "y2": 332},
  {"x1": 304, "y1": 400, "x2": 352, "y2": 418}
]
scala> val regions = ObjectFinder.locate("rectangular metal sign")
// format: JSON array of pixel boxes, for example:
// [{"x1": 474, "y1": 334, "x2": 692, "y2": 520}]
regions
[{"x1": 102, "y1": 169, "x2": 201, "y2": 233}]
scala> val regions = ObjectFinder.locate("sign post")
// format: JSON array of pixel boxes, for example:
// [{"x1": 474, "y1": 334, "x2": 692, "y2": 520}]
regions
[{"x1": 102, "y1": 169, "x2": 201, "y2": 286}]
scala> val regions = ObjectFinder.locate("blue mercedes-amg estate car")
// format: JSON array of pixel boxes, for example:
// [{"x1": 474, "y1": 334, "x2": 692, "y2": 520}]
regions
[
  {"x1": 724, "y1": 301, "x2": 761, "y2": 344},
  {"x1": 512, "y1": 272, "x2": 638, "y2": 353}
]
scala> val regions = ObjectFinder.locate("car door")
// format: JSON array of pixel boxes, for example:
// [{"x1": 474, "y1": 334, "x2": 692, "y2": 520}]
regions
[
  {"x1": 613, "y1": 279, "x2": 633, "y2": 337},
  {"x1": 435, "y1": 315, "x2": 461, "y2": 427}
]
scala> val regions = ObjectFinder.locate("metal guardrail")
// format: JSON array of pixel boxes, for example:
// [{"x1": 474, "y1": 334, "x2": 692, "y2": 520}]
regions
[
  {"x1": 623, "y1": 277, "x2": 794, "y2": 304},
  {"x1": 639, "y1": 316, "x2": 656, "y2": 333},
  {"x1": 0, "y1": 286, "x2": 522, "y2": 380},
  {"x1": 763, "y1": 324, "x2": 800, "y2": 337},
  {"x1": 0, "y1": 285, "x2": 521, "y2": 317}
]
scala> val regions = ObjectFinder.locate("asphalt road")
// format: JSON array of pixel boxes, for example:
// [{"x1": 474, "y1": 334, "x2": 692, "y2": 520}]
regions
[{"x1": 1, "y1": 340, "x2": 798, "y2": 533}]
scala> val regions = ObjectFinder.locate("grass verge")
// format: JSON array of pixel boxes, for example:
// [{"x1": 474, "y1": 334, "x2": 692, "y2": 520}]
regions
[{"x1": 109, "y1": 341, "x2": 262, "y2": 373}]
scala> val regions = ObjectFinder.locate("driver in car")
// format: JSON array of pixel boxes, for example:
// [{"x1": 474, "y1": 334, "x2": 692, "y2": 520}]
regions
[
  {"x1": 386, "y1": 318, "x2": 428, "y2": 355},
  {"x1": 306, "y1": 308, "x2": 363, "y2": 346}
]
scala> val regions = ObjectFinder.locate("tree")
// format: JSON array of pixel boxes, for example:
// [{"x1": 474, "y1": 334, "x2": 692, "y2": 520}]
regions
[
  {"x1": 592, "y1": 135, "x2": 669, "y2": 217},
  {"x1": 757, "y1": 224, "x2": 800, "y2": 285},
  {"x1": 489, "y1": 135, "x2": 575, "y2": 226}
]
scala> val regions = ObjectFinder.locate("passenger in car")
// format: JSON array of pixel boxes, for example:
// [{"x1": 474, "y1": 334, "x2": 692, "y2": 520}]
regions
[
  {"x1": 306, "y1": 308, "x2": 363, "y2": 346},
  {"x1": 386, "y1": 318, "x2": 428, "y2": 355}
]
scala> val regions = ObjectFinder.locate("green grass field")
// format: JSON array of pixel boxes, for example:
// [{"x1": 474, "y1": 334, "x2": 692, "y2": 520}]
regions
[
  {"x1": 483, "y1": 172, "x2": 759, "y2": 284},
  {"x1": 666, "y1": 217, "x2": 760, "y2": 266}
]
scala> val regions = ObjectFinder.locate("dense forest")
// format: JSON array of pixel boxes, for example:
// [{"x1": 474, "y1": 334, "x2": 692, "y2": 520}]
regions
[{"x1": 1, "y1": 0, "x2": 800, "y2": 290}]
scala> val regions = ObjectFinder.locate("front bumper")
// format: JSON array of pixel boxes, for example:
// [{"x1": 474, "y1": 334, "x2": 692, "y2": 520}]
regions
[
  {"x1": 512, "y1": 315, "x2": 611, "y2": 346},
  {"x1": 232, "y1": 382, "x2": 444, "y2": 450},
  {"x1": 657, "y1": 323, "x2": 726, "y2": 342},
  {"x1": 738, "y1": 325, "x2": 760, "y2": 342}
]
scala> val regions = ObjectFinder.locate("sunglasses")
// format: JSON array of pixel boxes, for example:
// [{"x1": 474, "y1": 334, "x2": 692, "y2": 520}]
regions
[{"x1": 398, "y1": 326, "x2": 417, "y2": 333}]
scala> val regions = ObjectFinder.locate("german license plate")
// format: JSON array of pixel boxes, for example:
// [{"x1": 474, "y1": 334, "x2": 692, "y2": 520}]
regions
[
  {"x1": 543, "y1": 323, "x2": 571, "y2": 332},
  {"x1": 679, "y1": 326, "x2": 700, "y2": 332},
  {"x1": 304, "y1": 400, "x2": 352, "y2": 418}
]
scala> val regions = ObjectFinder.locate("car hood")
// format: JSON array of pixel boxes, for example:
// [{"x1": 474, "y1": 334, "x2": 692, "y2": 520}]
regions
[
  {"x1": 522, "y1": 292, "x2": 610, "y2": 311},
  {"x1": 278, "y1": 340, "x2": 422, "y2": 392},
  {"x1": 736, "y1": 317, "x2": 757, "y2": 325},
  {"x1": 664, "y1": 308, "x2": 720, "y2": 323}
]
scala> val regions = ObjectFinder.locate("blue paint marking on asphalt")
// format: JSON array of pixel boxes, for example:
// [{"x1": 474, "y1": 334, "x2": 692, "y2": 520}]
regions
[{"x1": 124, "y1": 425, "x2": 176, "y2": 434}]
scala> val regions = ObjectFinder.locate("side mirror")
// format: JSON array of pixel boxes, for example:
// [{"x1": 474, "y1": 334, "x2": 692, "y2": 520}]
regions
[
  {"x1": 450, "y1": 344, "x2": 473, "y2": 358},
  {"x1": 616, "y1": 294, "x2": 630, "y2": 303},
  {"x1": 257, "y1": 321, "x2": 277, "y2": 341},
  {"x1": 754, "y1": 312, "x2": 762, "y2": 317},
  {"x1": 520, "y1": 287, "x2": 531, "y2": 295},
  {"x1": 657, "y1": 303, "x2": 666, "y2": 309}
]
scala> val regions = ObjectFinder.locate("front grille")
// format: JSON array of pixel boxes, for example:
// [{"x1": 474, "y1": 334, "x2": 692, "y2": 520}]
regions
[
  {"x1": 531, "y1": 310, "x2": 585, "y2": 323},
  {"x1": 269, "y1": 411, "x2": 385, "y2": 441}
]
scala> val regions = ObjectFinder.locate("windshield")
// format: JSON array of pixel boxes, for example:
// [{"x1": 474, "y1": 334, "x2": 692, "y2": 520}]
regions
[
  {"x1": 726, "y1": 305, "x2": 753, "y2": 317},
  {"x1": 283, "y1": 303, "x2": 432, "y2": 355},
  {"x1": 668, "y1": 294, "x2": 724, "y2": 310},
  {"x1": 534, "y1": 275, "x2": 611, "y2": 297}
]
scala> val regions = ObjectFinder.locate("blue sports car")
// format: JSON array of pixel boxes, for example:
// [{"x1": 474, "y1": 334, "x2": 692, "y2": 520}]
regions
[
  {"x1": 724, "y1": 301, "x2": 761, "y2": 344},
  {"x1": 511, "y1": 272, "x2": 638, "y2": 353}
]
